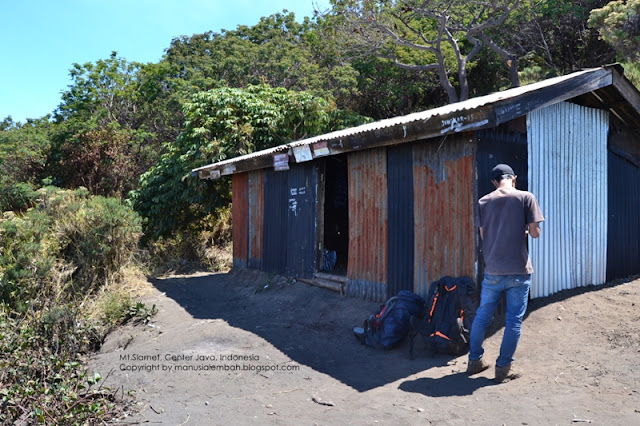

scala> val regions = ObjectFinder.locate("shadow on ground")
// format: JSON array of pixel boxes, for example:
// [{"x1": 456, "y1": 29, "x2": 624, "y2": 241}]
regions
[
  {"x1": 399, "y1": 372, "x2": 496, "y2": 397},
  {"x1": 151, "y1": 269, "x2": 637, "y2": 394},
  {"x1": 151, "y1": 270, "x2": 453, "y2": 393}
]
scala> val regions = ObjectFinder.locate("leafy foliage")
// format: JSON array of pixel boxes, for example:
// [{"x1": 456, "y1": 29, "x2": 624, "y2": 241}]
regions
[
  {"x1": 161, "y1": 12, "x2": 360, "y2": 108},
  {"x1": 0, "y1": 180, "x2": 39, "y2": 212},
  {"x1": 55, "y1": 52, "x2": 144, "y2": 129},
  {"x1": 131, "y1": 85, "x2": 371, "y2": 240},
  {"x1": 0, "y1": 116, "x2": 51, "y2": 185},
  {"x1": 503, "y1": 0, "x2": 616, "y2": 81},
  {"x1": 0, "y1": 311, "x2": 115, "y2": 425},
  {"x1": 326, "y1": 0, "x2": 523, "y2": 102},
  {"x1": 0, "y1": 187, "x2": 142, "y2": 307},
  {"x1": 0, "y1": 187, "x2": 149, "y2": 424},
  {"x1": 55, "y1": 125, "x2": 155, "y2": 196},
  {"x1": 48, "y1": 53, "x2": 166, "y2": 197},
  {"x1": 589, "y1": 0, "x2": 640, "y2": 62}
]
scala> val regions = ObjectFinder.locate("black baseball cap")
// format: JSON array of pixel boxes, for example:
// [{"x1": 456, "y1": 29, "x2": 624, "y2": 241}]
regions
[{"x1": 491, "y1": 164, "x2": 515, "y2": 181}]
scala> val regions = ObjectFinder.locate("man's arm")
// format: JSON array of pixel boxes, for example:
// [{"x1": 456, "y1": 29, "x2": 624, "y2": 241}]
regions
[{"x1": 527, "y1": 222, "x2": 541, "y2": 238}]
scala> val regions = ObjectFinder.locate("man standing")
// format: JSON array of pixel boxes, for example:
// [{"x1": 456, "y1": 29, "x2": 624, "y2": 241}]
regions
[{"x1": 466, "y1": 164, "x2": 544, "y2": 383}]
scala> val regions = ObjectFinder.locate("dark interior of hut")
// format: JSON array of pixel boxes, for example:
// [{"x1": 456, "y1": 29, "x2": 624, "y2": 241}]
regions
[{"x1": 323, "y1": 155, "x2": 349, "y2": 275}]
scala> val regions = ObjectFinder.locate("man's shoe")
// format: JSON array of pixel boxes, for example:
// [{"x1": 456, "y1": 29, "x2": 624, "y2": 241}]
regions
[
  {"x1": 466, "y1": 358, "x2": 490, "y2": 375},
  {"x1": 494, "y1": 363, "x2": 521, "y2": 383}
]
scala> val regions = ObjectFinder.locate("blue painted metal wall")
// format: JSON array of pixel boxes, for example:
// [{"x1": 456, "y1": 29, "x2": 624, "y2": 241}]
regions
[
  {"x1": 262, "y1": 169, "x2": 289, "y2": 274},
  {"x1": 285, "y1": 163, "x2": 318, "y2": 278},
  {"x1": 476, "y1": 124, "x2": 528, "y2": 198},
  {"x1": 261, "y1": 163, "x2": 317, "y2": 277},
  {"x1": 607, "y1": 152, "x2": 640, "y2": 281},
  {"x1": 387, "y1": 143, "x2": 415, "y2": 296}
]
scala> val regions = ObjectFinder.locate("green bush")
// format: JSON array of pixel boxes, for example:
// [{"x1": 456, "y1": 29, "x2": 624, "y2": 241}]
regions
[
  {"x1": 0, "y1": 187, "x2": 142, "y2": 308},
  {"x1": 145, "y1": 205, "x2": 233, "y2": 274},
  {"x1": 0, "y1": 179, "x2": 39, "y2": 212},
  {"x1": 54, "y1": 193, "x2": 142, "y2": 292},
  {"x1": 0, "y1": 186, "x2": 151, "y2": 423},
  {"x1": 0, "y1": 308, "x2": 116, "y2": 424},
  {"x1": 98, "y1": 291, "x2": 157, "y2": 328}
]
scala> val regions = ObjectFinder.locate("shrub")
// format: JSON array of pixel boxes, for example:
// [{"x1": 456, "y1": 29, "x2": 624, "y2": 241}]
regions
[
  {"x1": 0, "y1": 187, "x2": 151, "y2": 424},
  {"x1": 54, "y1": 194, "x2": 142, "y2": 292},
  {"x1": 0, "y1": 308, "x2": 117, "y2": 424},
  {"x1": 0, "y1": 179, "x2": 39, "y2": 212},
  {"x1": 145, "y1": 205, "x2": 232, "y2": 274},
  {"x1": 0, "y1": 187, "x2": 142, "y2": 308}
]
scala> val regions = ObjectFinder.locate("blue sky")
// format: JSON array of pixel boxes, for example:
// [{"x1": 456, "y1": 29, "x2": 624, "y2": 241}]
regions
[{"x1": 1, "y1": 0, "x2": 331, "y2": 123}]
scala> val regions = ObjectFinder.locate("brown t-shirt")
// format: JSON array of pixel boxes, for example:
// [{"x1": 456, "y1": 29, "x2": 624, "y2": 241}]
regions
[{"x1": 478, "y1": 188, "x2": 544, "y2": 275}]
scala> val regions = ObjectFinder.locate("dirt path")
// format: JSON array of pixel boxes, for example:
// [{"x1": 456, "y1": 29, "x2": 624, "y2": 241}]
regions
[{"x1": 89, "y1": 270, "x2": 640, "y2": 425}]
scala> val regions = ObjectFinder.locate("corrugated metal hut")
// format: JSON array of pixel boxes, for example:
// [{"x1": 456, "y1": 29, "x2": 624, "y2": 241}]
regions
[{"x1": 193, "y1": 65, "x2": 640, "y2": 301}]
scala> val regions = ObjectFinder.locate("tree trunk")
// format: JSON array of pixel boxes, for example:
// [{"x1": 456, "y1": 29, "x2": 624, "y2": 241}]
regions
[{"x1": 508, "y1": 57, "x2": 520, "y2": 87}]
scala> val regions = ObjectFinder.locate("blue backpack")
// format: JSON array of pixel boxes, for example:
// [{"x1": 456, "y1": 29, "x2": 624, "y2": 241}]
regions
[{"x1": 355, "y1": 290, "x2": 426, "y2": 350}]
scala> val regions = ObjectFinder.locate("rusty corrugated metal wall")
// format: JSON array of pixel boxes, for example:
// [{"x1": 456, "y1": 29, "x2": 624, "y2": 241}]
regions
[
  {"x1": 346, "y1": 148, "x2": 388, "y2": 301},
  {"x1": 413, "y1": 134, "x2": 476, "y2": 298},
  {"x1": 607, "y1": 152, "x2": 640, "y2": 281},
  {"x1": 528, "y1": 102, "x2": 609, "y2": 298},
  {"x1": 248, "y1": 170, "x2": 263, "y2": 269},
  {"x1": 232, "y1": 172, "x2": 249, "y2": 268}
]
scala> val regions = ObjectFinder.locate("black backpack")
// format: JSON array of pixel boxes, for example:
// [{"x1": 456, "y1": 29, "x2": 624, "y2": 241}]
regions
[
  {"x1": 354, "y1": 290, "x2": 426, "y2": 350},
  {"x1": 409, "y1": 276, "x2": 478, "y2": 358}
]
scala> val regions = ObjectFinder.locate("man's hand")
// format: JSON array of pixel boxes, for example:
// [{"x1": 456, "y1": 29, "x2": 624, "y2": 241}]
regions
[{"x1": 527, "y1": 222, "x2": 541, "y2": 238}]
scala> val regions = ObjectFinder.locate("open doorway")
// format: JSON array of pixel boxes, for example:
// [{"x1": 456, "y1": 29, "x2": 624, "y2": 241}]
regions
[{"x1": 322, "y1": 155, "x2": 349, "y2": 275}]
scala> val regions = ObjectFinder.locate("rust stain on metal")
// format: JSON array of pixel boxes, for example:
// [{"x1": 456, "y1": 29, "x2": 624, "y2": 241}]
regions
[
  {"x1": 232, "y1": 172, "x2": 249, "y2": 266},
  {"x1": 413, "y1": 136, "x2": 476, "y2": 296},
  {"x1": 248, "y1": 170, "x2": 263, "y2": 265},
  {"x1": 347, "y1": 148, "x2": 388, "y2": 290}
]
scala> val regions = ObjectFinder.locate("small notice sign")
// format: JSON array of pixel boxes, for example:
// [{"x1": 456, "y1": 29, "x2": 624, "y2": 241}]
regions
[
  {"x1": 293, "y1": 145, "x2": 313, "y2": 163},
  {"x1": 221, "y1": 165, "x2": 236, "y2": 176},
  {"x1": 312, "y1": 141, "x2": 330, "y2": 157},
  {"x1": 273, "y1": 153, "x2": 290, "y2": 171}
]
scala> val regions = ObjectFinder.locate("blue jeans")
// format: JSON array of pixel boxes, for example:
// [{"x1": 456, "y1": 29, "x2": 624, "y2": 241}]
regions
[{"x1": 469, "y1": 274, "x2": 532, "y2": 367}]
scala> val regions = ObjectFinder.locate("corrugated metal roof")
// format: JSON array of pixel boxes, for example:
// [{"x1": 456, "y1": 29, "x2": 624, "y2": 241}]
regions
[{"x1": 193, "y1": 66, "x2": 638, "y2": 178}]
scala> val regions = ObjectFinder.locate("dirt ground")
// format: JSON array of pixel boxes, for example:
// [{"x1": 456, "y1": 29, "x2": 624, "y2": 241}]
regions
[{"x1": 89, "y1": 270, "x2": 640, "y2": 425}]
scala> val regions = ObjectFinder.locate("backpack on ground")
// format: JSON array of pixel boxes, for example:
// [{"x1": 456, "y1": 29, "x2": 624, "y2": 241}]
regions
[
  {"x1": 409, "y1": 276, "x2": 478, "y2": 358},
  {"x1": 354, "y1": 290, "x2": 425, "y2": 350}
]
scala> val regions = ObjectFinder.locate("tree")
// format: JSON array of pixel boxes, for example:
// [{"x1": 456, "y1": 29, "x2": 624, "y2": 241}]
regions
[
  {"x1": 49, "y1": 54, "x2": 165, "y2": 196},
  {"x1": 503, "y1": 0, "x2": 616, "y2": 84},
  {"x1": 161, "y1": 11, "x2": 361, "y2": 106},
  {"x1": 327, "y1": 0, "x2": 522, "y2": 103},
  {"x1": 589, "y1": 0, "x2": 640, "y2": 62},
  {"x1": 0, "y1": 117, "x2": 52, "y2": 185},
  {"x1": 131, "y1": 85, "x2": 370, "y2": 240},
  {"x1": 55, "y1": 52, "x2": 144, "y2": 129},
  {"x1": 56, "y1": 126, "x2": 149, "y2": 196}
]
